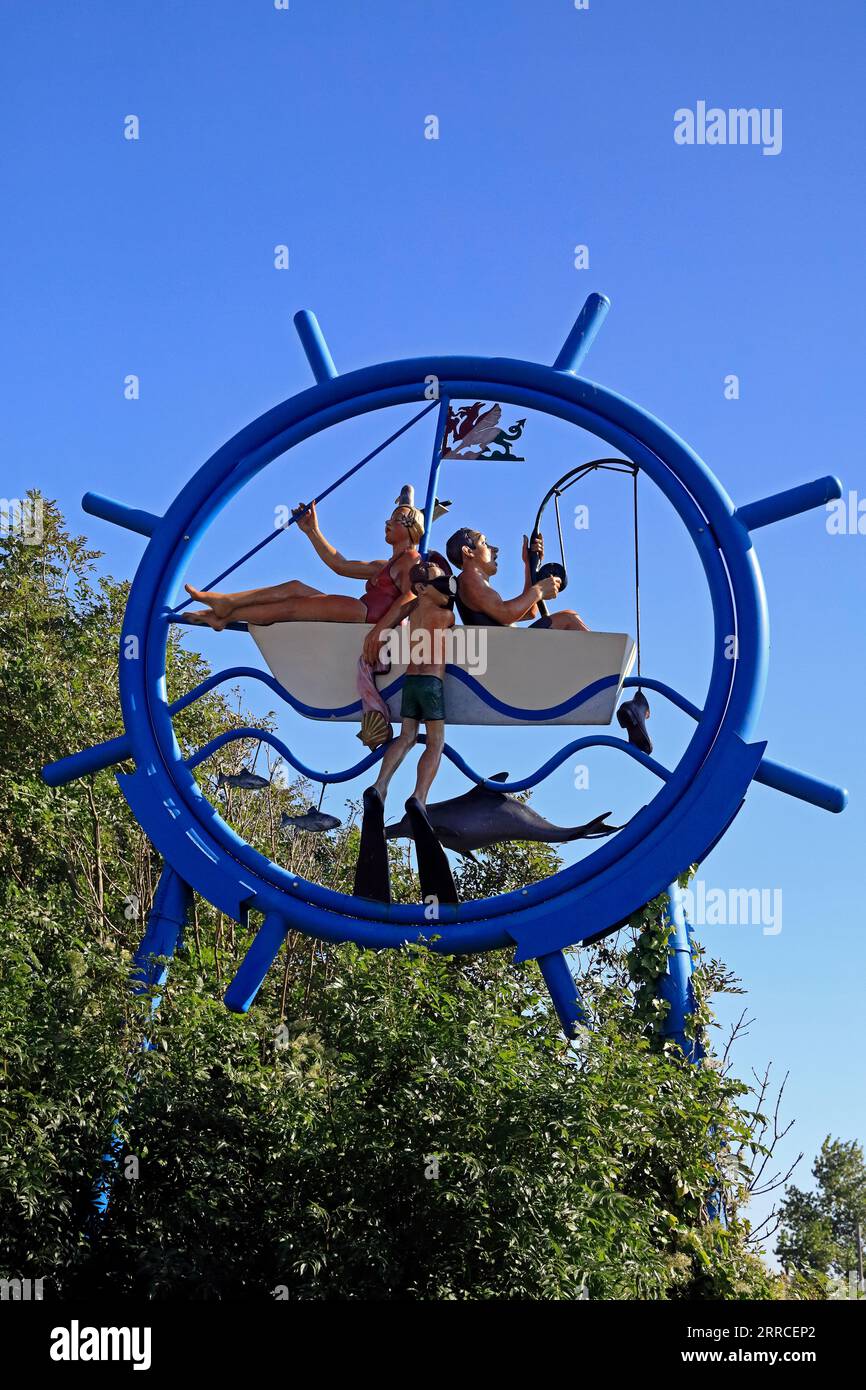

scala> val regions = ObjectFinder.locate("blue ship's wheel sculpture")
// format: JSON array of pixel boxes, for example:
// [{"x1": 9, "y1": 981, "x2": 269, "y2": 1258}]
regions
[{"x1": 44, "y1": 294, "x2": 848, "y2": 1039}]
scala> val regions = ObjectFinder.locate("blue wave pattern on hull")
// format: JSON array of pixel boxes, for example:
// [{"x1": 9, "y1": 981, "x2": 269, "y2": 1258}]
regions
[{"x1": 170, "y1": 662, "x2": 624, "y2": 724}]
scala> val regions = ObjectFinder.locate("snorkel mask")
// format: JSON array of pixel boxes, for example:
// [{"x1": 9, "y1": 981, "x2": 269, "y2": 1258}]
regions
[
  {"x1": 409, "y1": 553, "x2": 456, "y2": 607},
  {"x1": 427, "y1": 574, "x2": 458, "y2": 607}
]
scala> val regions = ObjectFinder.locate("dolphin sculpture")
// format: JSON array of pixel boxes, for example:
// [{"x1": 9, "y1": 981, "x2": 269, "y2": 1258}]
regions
[{"x1": 385, "y1": 774, "x2": 620, "y2": 858}]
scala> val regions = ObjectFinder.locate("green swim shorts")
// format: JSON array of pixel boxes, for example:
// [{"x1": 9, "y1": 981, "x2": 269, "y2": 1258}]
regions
[{"x1": 401, "y1": 674, "x2": 446, "y2": 722}]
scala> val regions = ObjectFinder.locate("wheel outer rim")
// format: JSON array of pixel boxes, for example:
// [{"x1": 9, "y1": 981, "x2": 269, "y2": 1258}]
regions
[{"x1": 117, "y1": 356, "x2": 768, "y2": 951}]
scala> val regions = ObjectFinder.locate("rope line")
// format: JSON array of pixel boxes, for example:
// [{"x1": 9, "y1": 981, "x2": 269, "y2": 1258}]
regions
[{"x1": 172, "y1": 399, "x2": 438, "y2": 614}]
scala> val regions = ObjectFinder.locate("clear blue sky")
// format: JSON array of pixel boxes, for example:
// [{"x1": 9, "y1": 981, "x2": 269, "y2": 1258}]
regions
[{"x1": 3, "y1": 1, "x2": 864, "y2": 1244}]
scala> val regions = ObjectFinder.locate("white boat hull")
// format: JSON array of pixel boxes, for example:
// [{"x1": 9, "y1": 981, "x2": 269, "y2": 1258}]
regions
[{"x1": 248, "y1": 622, "x2": 635, "y2": 726}]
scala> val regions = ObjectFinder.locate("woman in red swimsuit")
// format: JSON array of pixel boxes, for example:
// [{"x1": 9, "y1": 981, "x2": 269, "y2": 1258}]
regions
[{"x1": 185, "y1": 495, "x2": 423, "y2": 640}]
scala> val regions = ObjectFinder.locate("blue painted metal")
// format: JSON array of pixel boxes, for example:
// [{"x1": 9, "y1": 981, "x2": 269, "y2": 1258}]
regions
[
  {"x1": 92, "y1": 866, "x2": 192, "y2": 1216},
  {"x1": 169, "y1": 663, "x2": 371, "y2": 721},
  {"x1": 82, "y1": 493, "x2": 161, "y2": 537},
  {"x1": 420, "y1": 395, "x2": 450, "y2": 554},
  {"x1": 621, "y1": 677, "x2": 848, "y2": 813},
  {"x1": 621, "y1": 674, "x2": 702, "y2": 721},
  {"x1": 185, "y1": 724, "x2": 671, "y2": 792},
  {"x1": 509, "y1": 730, "x2": 766, "y2": 962},
  {"x1": 736, "y1": 475, "x2": 842, "y2": 532},
  {"x1": 553, "y1": 293, "x2": 611, "y2": 373},
  {"x1": 90, "y1": 1133, "x2": 124, "y2": 1218},
  {"x1": 42, "y1": 666, "x2": 706, "y2": 793},
  {"x1": 224, "y1": 912, "x2": 290, "y2": 1013},
  {"x1": 537, "y1": 950, "x2": 587, "y2": 1035},
  {"x1": 442, "y1": 732, "x2": 670, "y2": 791},
  {"x1": 112, "y1": 722, "x2": 764, "y2": 964},
  {"x1": 169, "y1": 661, "x2": 647, "y2": 727},
  {"x1": 131, "y1": 866, "x2": 193, "y2": 1004},
  {"x1": 657, "y1": 881, "x2": 699, "y2": 1060},
  {"x1": 188, "y1": 725, "x2": 380, "y2": 785},
  {"x1": 88, "y1": 361, "x2": 770, "y2": 957},
  {"x1": 42, "y1": 664, "x2": 670, "y2": 790},
  {"x1": 753, "y1": 757, "x2": 848, "y2": 813},
  {"x1": 652, "y1": 888, "x2": 717, "y2": 1216},
  {"x1": 173, "y1": 661, "x2": 634, "y2": 724},
  {"x1": 108, "y1": 365, "x2": 753, "y2": 947},
  {"x1": 293, "y1": 309, "x2": 338, "y2": 382},
  {"x1": 116, "y1": 763, "x2": 257, "y2": 921},
  {"x1": 40, "y1": 309, "x2": 847, "y2": 1021},
  {"x1": 40, "y1": 664, "x2": 670, "y2": 795},
  {"x1": 42, "y1": 732, "x2": 132, "y2": 787}
]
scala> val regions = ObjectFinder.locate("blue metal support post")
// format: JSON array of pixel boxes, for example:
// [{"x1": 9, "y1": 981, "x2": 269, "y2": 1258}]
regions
[
  {"x1": 224, "y1": 912, "x2": 290, "y2": 1013},
  {"x1": 131, "y1": 866, "x2": 193, "y2": 1004},
  {"x1": 656, "y1": 883, "x2": 722, "y2": 1216},
  {"x1": 657, "y1": 880, "x2": 700, "y2": 1061},
  {"x1": 420, "y1": 395, "x2": 450, "y2": 555},
  {"x1": 90, "y1": 866, "x2": 192, "y2": 1218},
  {"x1": 293, "y1": 310, "x2": 339, "y2": 382},
  {"x1": 538, "y1": 949, "x2": 588, "y2": 1037},
  {"x1": 82, "y1": 493, "x2": 161, "y2": 537},
  {"x1": 736, "y1": 475, "x2": 842, "y2": 532},
  {"x1": 553, "y1": 293, "x2": 611, "y2": 373}
]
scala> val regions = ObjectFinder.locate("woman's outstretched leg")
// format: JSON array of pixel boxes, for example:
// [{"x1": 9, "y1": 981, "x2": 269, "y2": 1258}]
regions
[
  {"x1": 192, "y1": 592, "x2": 367, "y2": 627},
  {"x1": 185, "y1": 579, "x2": 322, "y2": 619}
]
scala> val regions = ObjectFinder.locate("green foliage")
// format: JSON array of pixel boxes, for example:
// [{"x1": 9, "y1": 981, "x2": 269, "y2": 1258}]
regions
[
  {"x1": 777, "y1": 1137, "x2": 866, "y2": 1282},
  {"x1": 0, "y1": 499, "x2": 793, "y2": 1299},
  {"x1": 627, "y1": 888, "x2": 684, "y2": 1040},
  {"x1": 626, "y1": 871, "x2": 745, "y2": 1052},
  {"x1": 73, "y1": 944, "x2": 773, "y2": 1301}
]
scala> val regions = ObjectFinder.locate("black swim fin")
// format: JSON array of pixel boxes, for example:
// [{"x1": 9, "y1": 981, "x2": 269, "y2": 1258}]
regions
[
  {"x1": 405, "y1": 796, "x2": 459, "y2": 907},
  {"x1": 616, "y1": 689, "x2": 653, "y2": 756},
  {"x1": 353, "y1": 787, "x2": 391, "y2": 904}
]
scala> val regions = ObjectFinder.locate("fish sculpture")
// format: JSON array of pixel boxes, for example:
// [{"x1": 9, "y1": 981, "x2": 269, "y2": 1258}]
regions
[
  {"x1": 280, "y1": 807, "x2": 342, "y2": 834},
  {"x1": 216, "y1": 770, "x2": 271, "y2": 791},
  {"x1": 385, "y1": 774, "x2": 619, "y2": 857}
]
